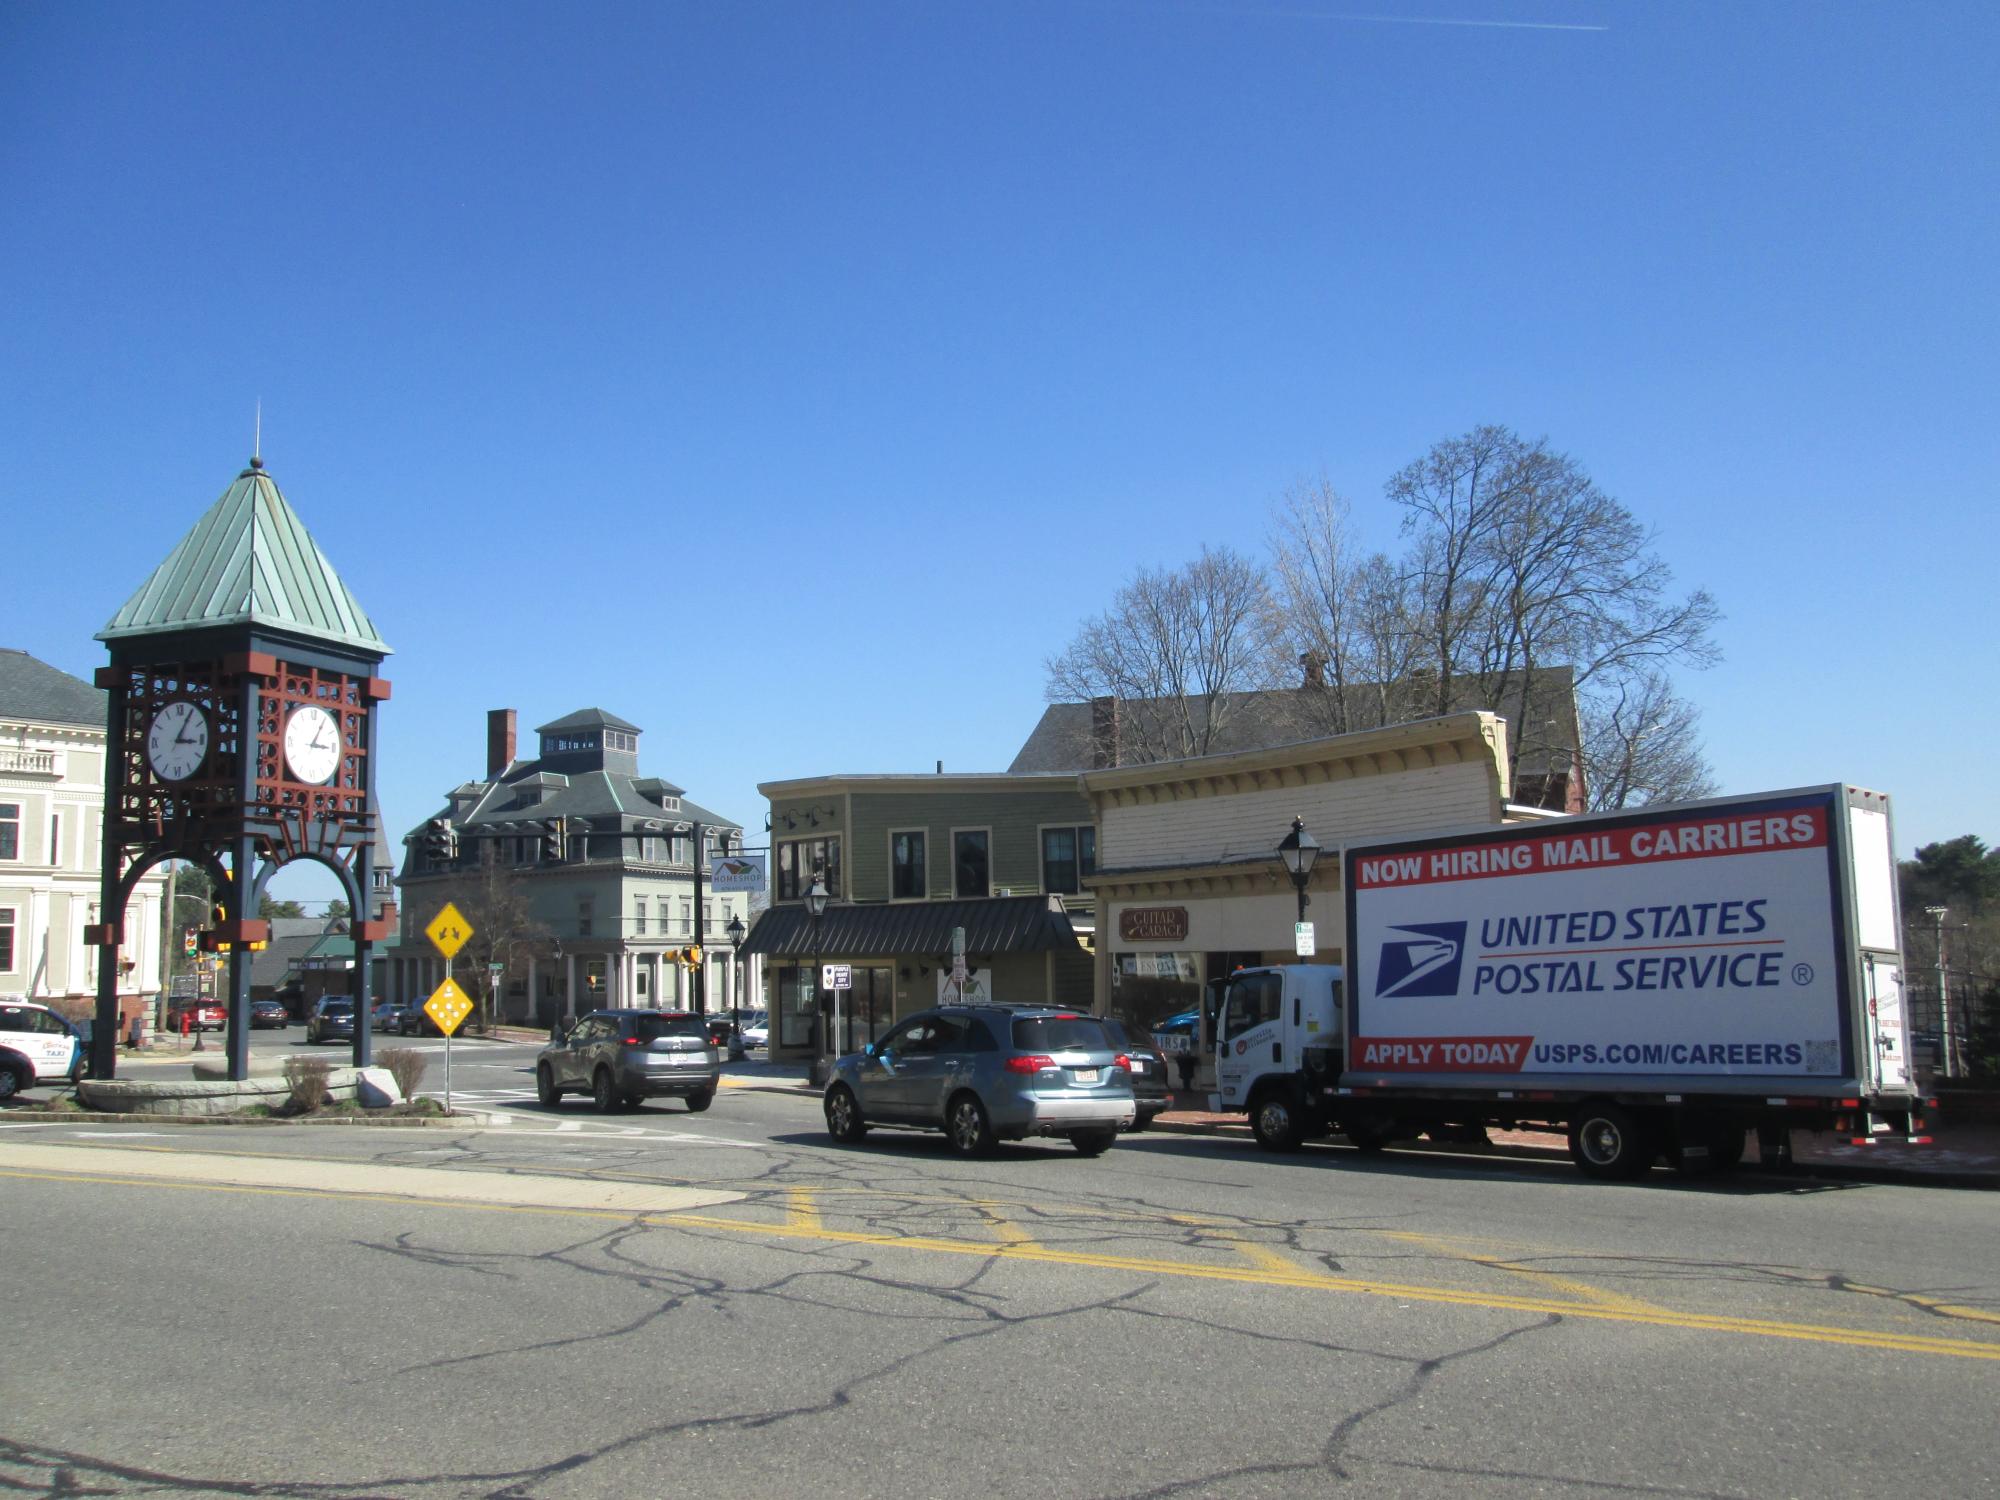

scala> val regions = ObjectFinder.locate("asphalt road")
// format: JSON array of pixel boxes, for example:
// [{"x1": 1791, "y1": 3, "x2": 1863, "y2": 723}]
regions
[{"x1": 4, "y1": 1063, "x2": 1996, "y2": 1499}]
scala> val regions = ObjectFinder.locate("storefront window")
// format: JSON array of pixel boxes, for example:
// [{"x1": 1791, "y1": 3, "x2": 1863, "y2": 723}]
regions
[
  {"x1": 778, "y1": 964, "x2": 819, "y2": 1048},
  {"x1": 1109, "y1": 951, "x2": 1202, "y2": 1034}
]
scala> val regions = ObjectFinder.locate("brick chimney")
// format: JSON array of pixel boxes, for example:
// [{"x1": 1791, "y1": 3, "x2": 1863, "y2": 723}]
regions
[
  {"x1": 487, "y1": 708, "x2": 517, "y2": 777},
  {"x1": 1299, "y1": 651, "x2": 1328, "y2": 689},
  {"x1": 1089, "y1": 696, "x2": 1121, "y2": 770}
]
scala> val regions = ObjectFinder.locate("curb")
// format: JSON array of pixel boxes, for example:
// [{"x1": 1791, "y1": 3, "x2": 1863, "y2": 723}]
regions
[{"x1": 0, "y1": 1108, "x2": 481, "y2": 1127}]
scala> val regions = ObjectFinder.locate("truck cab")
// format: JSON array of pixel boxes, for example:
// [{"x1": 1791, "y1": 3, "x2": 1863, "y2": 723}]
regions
[{"x1": 1210, "y1": 964, "x2": 1344, "y2": 1149}]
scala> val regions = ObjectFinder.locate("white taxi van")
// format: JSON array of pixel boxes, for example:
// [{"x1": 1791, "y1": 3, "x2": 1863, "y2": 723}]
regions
[{"x1": 0, "y1": 1001, "x2": 85, "y2": 1099}]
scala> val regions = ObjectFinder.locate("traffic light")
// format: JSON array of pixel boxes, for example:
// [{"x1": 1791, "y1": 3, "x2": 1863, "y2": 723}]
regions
[
  {"x1": 424, "y1": 819, "x2": 458, "y2": 865},
  {"x1": 676, "y1": 946, "x2": 703, "y2": 969},
  {"x1": 540, "y1": 818, "x2": 563, "y2": 862}
]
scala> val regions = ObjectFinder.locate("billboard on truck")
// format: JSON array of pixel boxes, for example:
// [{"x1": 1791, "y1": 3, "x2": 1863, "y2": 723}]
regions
[{"x1": 1344, "y1": 788, "x2": 1863, "y2": 1086}]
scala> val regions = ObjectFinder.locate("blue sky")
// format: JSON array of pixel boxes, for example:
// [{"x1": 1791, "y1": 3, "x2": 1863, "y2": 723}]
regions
[{"x1": 4, "y1": 1, "x2": 1994, "y2": 904}]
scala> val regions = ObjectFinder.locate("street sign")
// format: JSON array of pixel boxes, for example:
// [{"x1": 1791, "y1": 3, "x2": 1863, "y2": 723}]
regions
[
  {"x1": 1294, "y1": 921, "x2": 1315, "y2": 957},
  {"x1": 823, "y1": 963, "x2": 852, "y2": 991},
  {"x1": 424, "y1": 976, "x2": 473, "y2": 1037},
  {"x1": 488, "y1": 961, "x2": 505, "y2": 976},
  {"x1": 425, "y1": 902, "x2": 473, "y2": 958}
]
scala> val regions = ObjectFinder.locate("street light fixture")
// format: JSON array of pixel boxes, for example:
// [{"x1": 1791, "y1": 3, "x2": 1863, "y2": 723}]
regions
[
  {"x1": 726, "y1": 912, "x2": 747, "y2": 1060},
  {"x1": 805, "y1": 872, "x2": 830, "y2": 1087},
  {"x1": 1277, "y1": 816, "x2": 1321, "y2": 929}
]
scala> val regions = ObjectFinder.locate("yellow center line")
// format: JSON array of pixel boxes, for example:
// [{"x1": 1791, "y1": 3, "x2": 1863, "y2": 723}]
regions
[
  {"x1": 651, "y1": 1210, "x2": 1999, "y2": 1362},
  {"x1": 785, "y1": 1185, "x2": 824, "y2": 1232},
  {"x1": 11, "y1": 1159, "x2": 1996, "y2": 1363},
  {"x1": 975, "y1": 1204, "x2": 1037, "y2": 1249},
  {"x1": 1381, "y1": 1230, "x2": 1667, "y2": 1318},
  {"x1": 1215, "y1": 1232, "x2": 1308, "y2": 1278}
]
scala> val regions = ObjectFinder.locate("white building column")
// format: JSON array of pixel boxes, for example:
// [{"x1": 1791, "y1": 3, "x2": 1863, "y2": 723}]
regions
[{"x1": 564, "y1": 952, "x2": 577, "y2": 1021}]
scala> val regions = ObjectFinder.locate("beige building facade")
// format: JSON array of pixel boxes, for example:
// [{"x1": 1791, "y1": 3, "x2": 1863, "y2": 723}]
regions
[
  {"x1": 1082, "y1": 713, "x2": 1520, "y2": 1067},
  {"x1": 0, "y1": 650, "x2": 168, "y2": 1023}
]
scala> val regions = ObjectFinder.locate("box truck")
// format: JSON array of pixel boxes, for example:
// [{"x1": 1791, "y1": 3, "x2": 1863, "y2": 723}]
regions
[{"x1": 1209, "y1": 785, "x2": 1928, "y2": 1178}]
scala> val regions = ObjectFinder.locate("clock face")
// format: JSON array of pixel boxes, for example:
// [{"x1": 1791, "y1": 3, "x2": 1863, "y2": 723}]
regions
[
  {"x1": 146, "y1": 700, "x2": 210, "y2": 782},
  {"x1": 284, "y1": 705, "x2": 343, "y2": 785}
]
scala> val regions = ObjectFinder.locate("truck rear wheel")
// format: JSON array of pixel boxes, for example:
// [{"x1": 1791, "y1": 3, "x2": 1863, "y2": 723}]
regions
[
  {"x1": 1569, "y1": 1103, "x2": 1652, "y2": 1180},
  {"x1": 1251, "y1": 1090, "x2": 1304, "y2": 1152}
]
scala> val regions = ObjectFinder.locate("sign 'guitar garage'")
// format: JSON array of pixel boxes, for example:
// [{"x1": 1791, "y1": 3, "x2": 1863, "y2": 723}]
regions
[{"x1": 1118, "y1": 907, "x2": 1189, "y2": 943}]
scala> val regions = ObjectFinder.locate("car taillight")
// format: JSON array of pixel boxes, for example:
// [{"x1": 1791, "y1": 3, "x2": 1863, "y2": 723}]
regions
[
  {"x1": 1003, "y1": 1054, "x2": 1057, "y2": 1074},
  {"x1": 1113, "y1": 1053, "x2": 1132, "y2": 1072},
  {"x1": 623, "y1": 1036, "x2": 642, "y2": 1045}
]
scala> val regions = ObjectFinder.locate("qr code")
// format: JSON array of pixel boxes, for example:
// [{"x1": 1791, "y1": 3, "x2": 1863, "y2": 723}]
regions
[{"x1": 1804, "y1": 1040, "x2": 1839, "y2": 1073}]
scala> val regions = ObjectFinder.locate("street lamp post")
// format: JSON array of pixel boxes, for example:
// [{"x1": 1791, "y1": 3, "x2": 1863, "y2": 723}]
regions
[
  {"x1": 1925, "y1": 905, "x2": 1952, "y2": 1078},
  {"x1": 805, "y1": 873, "x2": 829, "y2": 1087},
  {"x1": 1277, "y1": 816, "x2": 1321, "y2": 939},
  {"x1": 726, "y1": 913, "x2": 747, "y2": 1060}
]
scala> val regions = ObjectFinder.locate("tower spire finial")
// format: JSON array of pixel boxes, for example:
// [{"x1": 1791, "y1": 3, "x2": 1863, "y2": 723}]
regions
[{"x1": 252, "y1": 400, "x2": 263, "y2": 470}]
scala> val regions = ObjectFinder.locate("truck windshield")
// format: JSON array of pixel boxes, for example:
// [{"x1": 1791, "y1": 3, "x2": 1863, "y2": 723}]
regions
[{"x1": 1220, "y1": 972, "x2": 1281, "y2": 1038}]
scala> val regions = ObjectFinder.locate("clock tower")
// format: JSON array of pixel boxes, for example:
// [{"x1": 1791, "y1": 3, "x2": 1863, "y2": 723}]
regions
[{"x1": 91, "y1": 457, "x2": 392, "y2": 1081}]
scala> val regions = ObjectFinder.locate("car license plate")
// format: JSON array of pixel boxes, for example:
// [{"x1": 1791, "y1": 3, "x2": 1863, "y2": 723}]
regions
[
  {"x1": 1073, "y1": 1067, "x2": 1099, "y2": 1084},
  {"x1": 1130, "y1": 1059, "x2": 1147, "y2": 1072}
]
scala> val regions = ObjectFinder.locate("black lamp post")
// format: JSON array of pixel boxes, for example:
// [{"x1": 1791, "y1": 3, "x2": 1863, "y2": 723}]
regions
[
  {"x1": 726, "y1": 912, "x2": 747, "y2": 1060},
  {"x1": 805, "y1": 873, "x2": 829, "y2": 1086},
  {"x1": 1277, "y1": 816, "x2": 1321, "y2": 933}
]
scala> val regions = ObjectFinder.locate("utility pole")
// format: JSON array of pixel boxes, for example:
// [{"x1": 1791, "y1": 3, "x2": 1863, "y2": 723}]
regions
[
  {"x1": 1924, "y1": 905, "x2": 1952, "y2": 1077},
  {"x1": 692, "y1": 820, "x2": 706, "y2": 1015}
]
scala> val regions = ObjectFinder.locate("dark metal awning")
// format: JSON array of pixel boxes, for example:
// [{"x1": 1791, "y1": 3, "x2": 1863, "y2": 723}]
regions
[{"x1": 741, "y1": 896, "x2": 1082, "y2": 960}]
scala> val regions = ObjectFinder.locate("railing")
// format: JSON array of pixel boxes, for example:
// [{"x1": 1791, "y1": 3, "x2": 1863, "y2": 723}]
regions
[{"x1": 0, "y1": 748, "x2": 56, "y2": 774}]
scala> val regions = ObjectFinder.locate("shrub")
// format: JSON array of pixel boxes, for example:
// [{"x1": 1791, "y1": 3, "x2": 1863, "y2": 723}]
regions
[
  {"x1": 378, "y1": 1046, "x2": 427, "y2": 1100},
  {"x1": 281, "y1": 1056, "x2": 334, "y2": 1114}
]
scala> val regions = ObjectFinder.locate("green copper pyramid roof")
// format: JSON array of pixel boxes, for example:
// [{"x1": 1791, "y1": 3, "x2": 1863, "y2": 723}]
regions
[{"x1": 99, "y1": 461, "x2": 389, "y2": 655}]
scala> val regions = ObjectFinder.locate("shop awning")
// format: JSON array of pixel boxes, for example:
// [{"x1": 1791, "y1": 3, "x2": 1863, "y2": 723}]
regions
[{"x1": 741, "y1": 896, "x2": 1082, "y2": 960}]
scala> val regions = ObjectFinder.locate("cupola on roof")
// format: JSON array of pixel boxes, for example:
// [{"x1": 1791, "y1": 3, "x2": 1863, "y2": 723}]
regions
[{"x1": 98, "y1": 459, "x2": 389, "y2": 655}]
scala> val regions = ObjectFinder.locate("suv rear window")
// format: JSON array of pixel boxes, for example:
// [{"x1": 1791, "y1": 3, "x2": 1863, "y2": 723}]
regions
[
  {"x1": 627, "y1": 1015, "x2": 708, "y2": 1041},
  {"x1": 321, "y1": 1001, "x2": 353, "y2": 1016},
  {"x1": 1011, "y1": 1016, "x2": 1110, "y2": 1053}
]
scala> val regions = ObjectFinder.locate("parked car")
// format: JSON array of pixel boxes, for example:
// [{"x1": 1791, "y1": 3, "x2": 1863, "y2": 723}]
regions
[
  {"x1": 536, "y1": 1009, "x2": 719, "y2": 1113},
  {"x1": 371, "y1": 999, "x2": 405, "y2": 1032},
  {"x1": 166, "y1": 998, "x2": 226, "y2": 1033},
  {"x1": 0, "y1": 1000, "x2": 85, "y2": 1098},
  {"x1": 250, "y1": 997, "x2": 290, "y2": 1029},
  {"x1": 823, "y1": 1004, "x2": 1135, "y2": 1157},
  {"x1": 1099, "y1": 1017, "x2": 1172, "y2": 1130},
  {"x1": 305, "y1": 998, "x2": 355, "y2": 1044},
  {"x1": 740, "y1": 1011, "x2": 770, "y2": 1048}
]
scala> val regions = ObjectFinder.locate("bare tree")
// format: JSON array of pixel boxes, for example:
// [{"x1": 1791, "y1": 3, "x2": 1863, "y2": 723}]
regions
[
  {"x1": 1045, "y1": 545, "x2": 1280, "y2": 761},
  {"x1": 435, "y1": 846, "x2": 554, "y2": 1031},
  {"x1": 1580, "y1": 670, "x2": 1716, "y2": 810},
  {"x1": 1268, "y1": 478, "x2": 1429, "y2": 737},
  {"x1": 1389, "y1": 426, "x2": 1721, "y2": 800}
]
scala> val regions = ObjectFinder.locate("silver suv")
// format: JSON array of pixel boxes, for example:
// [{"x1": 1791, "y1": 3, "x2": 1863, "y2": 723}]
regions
[
  {"x1": 537, "y1": 1009, "x2": 720, "y2": 1113},
  {"x1": 823, "y1": 1005, "x2": 1136, "y2": 1156}
]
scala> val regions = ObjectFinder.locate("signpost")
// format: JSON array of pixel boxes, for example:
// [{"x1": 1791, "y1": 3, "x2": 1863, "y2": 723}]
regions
[
  {"x1": 823, "y1": 964, "x2": 852, "y2": 1057},
  {"x1": 1294, "y1": 921, "x2": 1315, "y2": 958},
  {"x1": 424, "y1": 902, "x2": 474, "y2": 1114}
]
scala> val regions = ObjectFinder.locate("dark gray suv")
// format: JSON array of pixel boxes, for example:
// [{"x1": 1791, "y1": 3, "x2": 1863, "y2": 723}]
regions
[
  {"x1": 536, "y1": 1009, "x2": 720, "y2": 1113},
  {"x1": 823, "y1": 1005, "x2": 1136, "y2": 1156}
]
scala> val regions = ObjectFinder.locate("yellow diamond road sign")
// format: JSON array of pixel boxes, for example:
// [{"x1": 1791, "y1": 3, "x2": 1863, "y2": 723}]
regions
[
  {"x1": 425, "y1": 902, "x2": 473, "y2": 958},
  {"x1": 425, "y1": 976, "x2": 473, "y2": 1037}
]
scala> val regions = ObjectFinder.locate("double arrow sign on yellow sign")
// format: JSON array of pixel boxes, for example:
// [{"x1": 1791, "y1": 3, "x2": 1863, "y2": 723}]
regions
[{"x1": 423, "y1": 901, "x2": 475, "y2": 1037}]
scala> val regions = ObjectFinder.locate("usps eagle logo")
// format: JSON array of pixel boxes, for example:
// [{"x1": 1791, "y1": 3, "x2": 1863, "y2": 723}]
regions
[{"x1": 1374, "y1": 922, "x2": 1467, "y2": 999}]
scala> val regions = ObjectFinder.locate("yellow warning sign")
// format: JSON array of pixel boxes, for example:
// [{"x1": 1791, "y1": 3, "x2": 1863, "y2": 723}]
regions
[
  {"x1": 425, "y1": 976, "x2": 473, "y2": 1037},
  {"x1": 425, "y1": 902, "x2": 473, "y2": 959}
]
